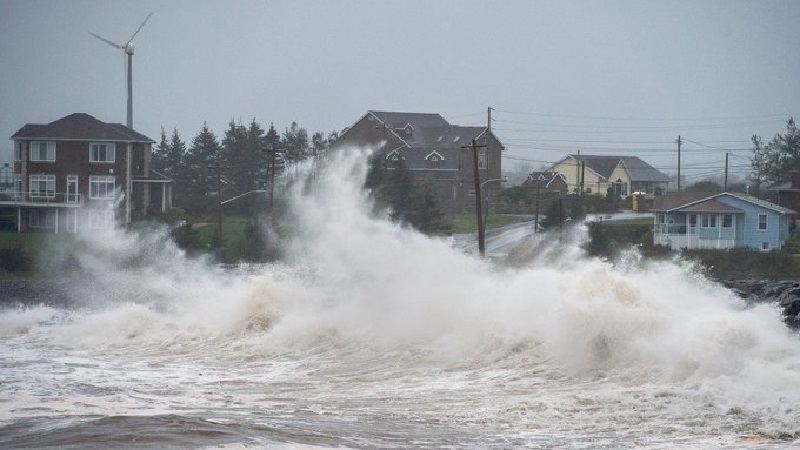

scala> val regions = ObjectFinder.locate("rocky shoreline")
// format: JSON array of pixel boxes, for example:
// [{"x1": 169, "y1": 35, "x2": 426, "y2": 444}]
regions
[{"x1": 721, "y1": 279, "x2": 800, "y2": 329}]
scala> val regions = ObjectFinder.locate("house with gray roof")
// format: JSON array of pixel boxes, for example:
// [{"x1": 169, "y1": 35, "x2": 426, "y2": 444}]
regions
[
  {"x1": 548, "y1": 154, "x2": 669, "y2": 197},
  {"x1": 652, "y1": 192, "x2": 795, "y2": 251},
  {"x1": 2, "y1": 113, "x2": 171, "y2": 233},
  {"x1": 335, "y1": 110, "x2": 504, "y2": 211}
]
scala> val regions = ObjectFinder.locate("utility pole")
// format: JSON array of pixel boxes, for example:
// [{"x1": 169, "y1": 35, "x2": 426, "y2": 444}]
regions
[
  {"x1": 534, "y1": 177, "x2": 541, "y2": 233},
  {"x1": 724, "y1": 152, "x2": 729, "y2": 192},
  {"x1": 676, "y1": 135, "x2": 682, "y2": 192},
  {"x1": 462, "y1": 138, "x2": 488, "y2": 257},
  {"x1": 264, "y1": 124, "x2": 282, "y2": 214},
  {"x1": 216, "y1": 161, "x2": 223, "y2": 260}
]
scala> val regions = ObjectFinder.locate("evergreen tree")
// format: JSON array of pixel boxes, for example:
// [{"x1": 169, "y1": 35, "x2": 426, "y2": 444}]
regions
[
  {"x1": 751, "y1": 117, "x2": 800, "y2": 191},
  {"x1": 403, "y1": 186, "x2": 453, "y2": 235},
  {"x1": 221, "y1": 120, "x2": 266, "y2": 214},
  {"x1": 364, "y1": 157, "x2": 452, "y2": 235},
  {"x1": 282, "y1": 122, "x2": 309, "y2": 162},
  {"x1": 263, "y1": 123, "x2": 286, "y2": 195},
  {"x1": 183, "y1": 122, "x2": 222, "y2": 213},
  {"x1": 163, "y1": 128, "x2": 187, "y2": 180},
  {"x1": 152, "y1": 127, "x2": 169, "y2": 174}
]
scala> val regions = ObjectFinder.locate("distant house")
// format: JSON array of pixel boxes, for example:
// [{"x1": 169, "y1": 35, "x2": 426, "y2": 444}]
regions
[
  {"x1": 334, "y1": 110, "x2": 505, "y2": 211},
  {"x1": 652, "y1": 192, "x2": 795, "y2": 251},
  {"x1": 1, "y1": 113, "x2": 171, "y2": 233},
  {"x1": 523, "y1": 171, "x2": 568, "y2": 194},
  {"x1": 548, "y1": 154, "x2": 669, "y2": 197}
]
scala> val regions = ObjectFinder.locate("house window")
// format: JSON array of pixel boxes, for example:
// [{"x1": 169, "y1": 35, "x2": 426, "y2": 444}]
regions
[
  {"x1": 722, "y1": 214, "x2": 733, "y2": 228},
  {"x1": 613, "y1": 180, "x2": 628, "y2": 196},
  {"x1": 761, "y1": 242, "x2": 769, "y2": 251},
  {"x1": 758, "y1": 214, "x2": 767, "y2": 230},
  {"x1": 657, "y1": 214, "x2": 666, "y2": 224},
  {"x1": 478, "y1": 149, "x2": 488, "y2": 169},
  {"x1": 28, "y1": 209, "x2": 56, "y2": 230},
  {"x1": 689, "y1": 214, "x2": 697, "y2": 227},
  {"x1": 90, "y1": 143, "x2": 115, "y2": 163},
  {"x1": 30, "y1": 141, "x2": 55, "y2": 162},
  {"x1": 701, "y1": 214, "x2": 717, "y2": 228},
  {"x1": 29, "y1": 174, "x2": 55, "y2": 198},
  {"x1": 89, "y1": 175, "x2": 115, "y2": 199}
]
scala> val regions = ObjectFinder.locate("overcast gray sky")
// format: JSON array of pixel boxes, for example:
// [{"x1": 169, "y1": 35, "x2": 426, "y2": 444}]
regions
[{"x1": 2, "y1": 0, "x2": 798, "y2": 184}]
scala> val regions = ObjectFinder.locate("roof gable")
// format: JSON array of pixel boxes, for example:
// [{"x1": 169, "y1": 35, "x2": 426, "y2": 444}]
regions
[
  {"x1": 11, "y1": 113, "x2": 153, "y2": 142},
  {"x1": 565, "y1": 154, "x2": 669, "y2": 182},
  {"x1": 653, "y1": 191, "x2": 796, "y2": 214}
]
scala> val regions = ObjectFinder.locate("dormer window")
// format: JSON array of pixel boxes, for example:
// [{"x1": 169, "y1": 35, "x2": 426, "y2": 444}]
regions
[
  {"x1": 425, "y1": 150, "x2": 445, "y2": 163},
  {"x1": 386, "y1": 149, "x2": 405, "y2": 162}
]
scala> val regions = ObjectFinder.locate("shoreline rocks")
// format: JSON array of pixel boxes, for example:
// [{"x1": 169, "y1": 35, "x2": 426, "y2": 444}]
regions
[{"x1": 721, "y1": 279, "x2": 800, "y2": 329}]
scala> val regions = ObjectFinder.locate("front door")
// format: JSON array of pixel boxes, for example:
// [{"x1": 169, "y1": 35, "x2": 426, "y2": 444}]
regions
[{"x1": 66, "y1": 175, "x2": 78, "y2": 203}]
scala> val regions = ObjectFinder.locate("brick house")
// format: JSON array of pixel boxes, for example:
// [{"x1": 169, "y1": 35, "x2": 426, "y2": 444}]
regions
[
  {"x1": 2, "y1": 113, "x2": 171, "y2": 233},
  {"x1": 334, "y1": 110, "x2": 504, "y2": 211}
]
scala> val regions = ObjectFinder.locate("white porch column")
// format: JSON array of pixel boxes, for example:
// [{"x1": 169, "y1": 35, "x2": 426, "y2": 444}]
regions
[{"x1": 126, "y1": 142, "x2": 132, "y2": 224}]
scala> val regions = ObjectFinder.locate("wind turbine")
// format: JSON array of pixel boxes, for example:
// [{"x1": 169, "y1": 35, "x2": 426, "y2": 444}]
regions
[{"x1": 90, "y1": 12, "x2": 153, "y2": 129}]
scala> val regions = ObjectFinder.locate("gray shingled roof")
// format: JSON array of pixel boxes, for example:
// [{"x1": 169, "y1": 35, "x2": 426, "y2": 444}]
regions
[
  {"x1": 11, "y1": 113, "x2": 154, "y2": 142},
  {"x1": 369, "y1": 110, "x2": 449, "y2": 130},
  {"x1": 369, "y1": 111, "x2": 490, "y2": 149},
  {"x1": 674, "y1": 199, "x2": 743, "y2": 213},
  {"x1": 652, "y1": 192, "x2": 796, "y2": 214},
  {"x1": 570, "y1": 154, "x2": 669, "y2": 182}
]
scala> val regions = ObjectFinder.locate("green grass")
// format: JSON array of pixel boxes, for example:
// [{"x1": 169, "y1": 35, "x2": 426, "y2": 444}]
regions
[{"x1": 0, "y1": 231, "x2": 52, "y2": 251}]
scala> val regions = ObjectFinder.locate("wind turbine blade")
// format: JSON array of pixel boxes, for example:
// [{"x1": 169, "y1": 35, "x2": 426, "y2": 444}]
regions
[
  {"x1": 127, "y1": 12, "x2": 153, "y2": 44},
  {"x1": 90, "y1": 32, "x2": 123, "y2": 49}
]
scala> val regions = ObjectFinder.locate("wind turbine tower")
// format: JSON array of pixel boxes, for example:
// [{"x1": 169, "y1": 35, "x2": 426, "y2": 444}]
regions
[{"x1": 90, "y1": 12, "x2": 153, "y2": 129}]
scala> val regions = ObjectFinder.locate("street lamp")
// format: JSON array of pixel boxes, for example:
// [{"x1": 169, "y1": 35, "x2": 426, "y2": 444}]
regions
[{"x1": 477, "y1": 176, "x2": 508, "y2": 257}]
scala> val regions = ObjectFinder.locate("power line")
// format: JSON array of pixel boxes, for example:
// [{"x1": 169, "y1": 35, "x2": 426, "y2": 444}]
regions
[{"x1": 492, "y1": 108, "x2": 792, "y2": 123}]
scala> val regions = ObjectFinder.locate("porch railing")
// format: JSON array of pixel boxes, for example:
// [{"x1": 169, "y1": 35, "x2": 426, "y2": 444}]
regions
[{"x1": 0, "y1": 191, "x2": 83, "y2": 206}]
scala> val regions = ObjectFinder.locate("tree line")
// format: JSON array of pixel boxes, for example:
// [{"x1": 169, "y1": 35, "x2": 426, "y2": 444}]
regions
[
  {"x1": 751, "y1": 117, "x2": 800, "y2": 193},
  {"x1": 151, "y1": 119, "x2": 340, "y2": 217}
]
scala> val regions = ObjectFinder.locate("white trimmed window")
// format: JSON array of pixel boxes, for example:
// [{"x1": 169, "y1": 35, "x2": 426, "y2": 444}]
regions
[
  {"x1": 89, "y1": 175, "x2": 115, "y2": 199},
  {"x1": 478, "y1": 149, "x2": 488, "y2": 169},
  {"x1": 88, "y1": 209, "x2": 115, "y2": 229},
  {"x1": 722, "y1": 214, "x2": 733, "y2": 228},
  {"x1": 30, "y1": 141, "x2": 55, "y2": 162},
  {"x1": 758, "y1": 214, "x2": 767, "y2": 230},
  {"x1": 701, "y1": 214, "x2": 717, "y2": 228},
  {"x1": 29, "y1": 174, "x2": 55, "y2": 198},
  {"x1": 90, "y1": 142, "x2": 115, "y2": 163}
]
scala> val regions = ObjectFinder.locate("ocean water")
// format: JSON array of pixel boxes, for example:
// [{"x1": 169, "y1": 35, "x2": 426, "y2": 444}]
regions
[{"x1": 1, "y1": 151, "x2": 799, "y2": 449}]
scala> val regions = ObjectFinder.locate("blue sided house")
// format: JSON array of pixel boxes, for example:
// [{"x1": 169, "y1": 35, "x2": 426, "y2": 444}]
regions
[{"x1": 652, "y1": 192, "x2": 796, "y2": 251}]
